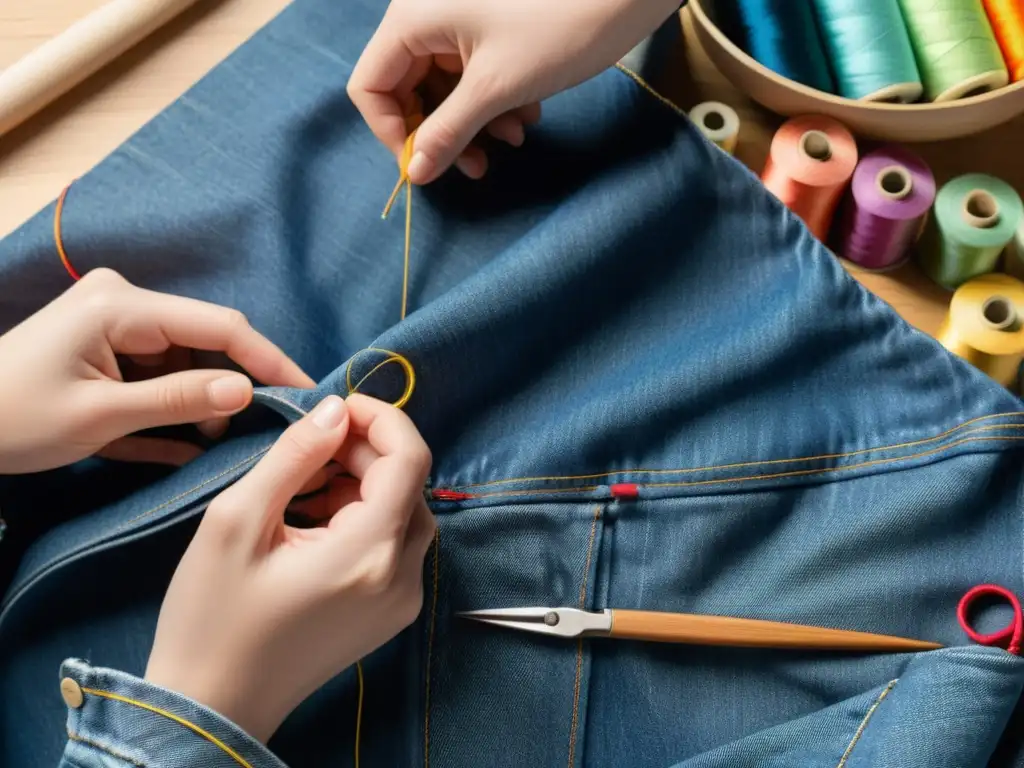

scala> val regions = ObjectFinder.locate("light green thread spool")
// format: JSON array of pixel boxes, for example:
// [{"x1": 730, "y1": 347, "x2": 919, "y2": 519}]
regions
[
  {"x1": 918, "y1": 174, "x2": 1024, "y2": 289},
  {"x1": 897, "y1": 0, "x2": 1009, "y2": 101}
]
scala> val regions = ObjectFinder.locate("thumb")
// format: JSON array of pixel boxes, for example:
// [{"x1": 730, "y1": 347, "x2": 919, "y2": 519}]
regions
[
  {"x1": 209, "y1": 395, "x2": 350, "y2": 546},
  {"x1": 407, "y1": 63, "x2": 509, "y2": 185},
  {"x1": 106, "y1": 370, "x2": 254, "y2": 434}
]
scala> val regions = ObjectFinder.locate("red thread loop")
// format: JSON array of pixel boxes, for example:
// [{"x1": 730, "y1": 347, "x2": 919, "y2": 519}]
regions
[{"x1": 957, "y1": 584, "x2": 1023, "y2": 656}]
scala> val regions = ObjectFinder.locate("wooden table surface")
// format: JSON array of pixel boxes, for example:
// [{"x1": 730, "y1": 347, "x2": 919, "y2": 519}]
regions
[{"x1": 2, "y1": 1, "x2": 1022, "y2": 337}]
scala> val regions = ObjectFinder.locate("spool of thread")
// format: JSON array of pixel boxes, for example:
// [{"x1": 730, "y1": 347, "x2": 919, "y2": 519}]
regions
[
  {"x1": 761, "y1": 115, "x2": 859, "y2": 241},
  {"x1": 937, "y1": 273, "x2": 1024, "y2": 388},
  {"x1": 689, "y1": 101, "x2": 741, "y2": 154},
  {"x1": 1005, "y1": 220, "x2": 1024, "y2": 280},
  {"x1": 838, "y1": 146, "x2": 936, "y2": 270},
  {"x1": 983, "y1": 0, "x2": 1024, "y2": 82},
  {"x1": 897, "y1": 0, "x2": 1009, "y2": 101},
  {"x1": 811, "y1": 0, "x2": 924, "y2": 102},
  {"x1": 918, "y1": 173, "x2": 1024, "y2": 289},
  {"x1": 714, "y1": 0, "x2": 836, "y2": 94}
]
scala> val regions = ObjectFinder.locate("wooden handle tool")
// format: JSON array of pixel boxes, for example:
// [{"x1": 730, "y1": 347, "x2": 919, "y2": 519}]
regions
[
  {"x1": 0, "y1": 0, "x2": 204, "y2": 137},
  {"x1": 459, "y1": 606, "x2": 942, "y2": 653}
]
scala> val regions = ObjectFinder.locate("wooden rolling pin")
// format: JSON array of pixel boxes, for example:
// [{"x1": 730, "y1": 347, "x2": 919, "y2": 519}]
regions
[{"x1": 0, "y1": 0, "x2": 205, "y2": 138}]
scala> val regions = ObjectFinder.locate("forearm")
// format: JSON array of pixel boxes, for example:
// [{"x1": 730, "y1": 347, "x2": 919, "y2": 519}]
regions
[{"x1": 57, "y1": 659, "x2": 289, "y2": 768}]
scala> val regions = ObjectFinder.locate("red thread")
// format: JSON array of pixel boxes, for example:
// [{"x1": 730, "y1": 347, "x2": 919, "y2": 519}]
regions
[
  {"x1": 957, "y1": 584, "x2": 1023, "y2": 656},
  {"x1": 431, "y1": 489, "x2": 474, "y2": 501},
  {"x1": 54, "y1": 185, "x2": 81, "y2": 281},
  {"x1": 610, "y1": 483, "x2": 640, "y2": 499}
]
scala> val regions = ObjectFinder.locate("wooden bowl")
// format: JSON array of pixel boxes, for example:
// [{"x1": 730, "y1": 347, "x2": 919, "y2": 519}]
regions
[{"x1": 690, "y1": 0, "x2": 1024, "y2": 141}]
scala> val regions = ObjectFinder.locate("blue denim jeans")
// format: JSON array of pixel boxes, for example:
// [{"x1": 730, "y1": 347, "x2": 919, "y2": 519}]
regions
[{"x1": 2, "y1": 0, "x2": 1024, "y2": 765}]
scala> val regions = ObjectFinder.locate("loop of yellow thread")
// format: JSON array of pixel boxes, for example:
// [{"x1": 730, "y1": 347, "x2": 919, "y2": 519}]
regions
[{"x1": 345, "y1": 347, "x2": 416, "y2": 410}]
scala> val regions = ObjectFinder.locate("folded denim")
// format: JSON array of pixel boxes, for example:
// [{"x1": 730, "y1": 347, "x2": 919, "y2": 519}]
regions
[{"x1": 1, "y1": 0, "x2": 1023, "y2": 765}]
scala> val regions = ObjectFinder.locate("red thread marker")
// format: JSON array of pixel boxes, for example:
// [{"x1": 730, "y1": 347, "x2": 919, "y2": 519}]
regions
[{"x1": 957, "y1": 584, "x2": 1023, "y2": 656}]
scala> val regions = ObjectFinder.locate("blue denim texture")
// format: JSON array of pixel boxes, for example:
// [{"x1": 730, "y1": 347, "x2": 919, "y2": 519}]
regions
[{"x1": 2, "y1": 0, "x2": 1024, "y2": 765}]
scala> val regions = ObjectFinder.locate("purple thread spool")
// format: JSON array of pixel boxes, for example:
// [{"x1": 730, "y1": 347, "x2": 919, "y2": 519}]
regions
[{"x1": 838, "y1": 146, "x2": 936, "y2": 271}]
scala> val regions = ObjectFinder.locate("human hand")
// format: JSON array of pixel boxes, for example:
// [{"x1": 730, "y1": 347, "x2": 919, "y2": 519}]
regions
[
  {"x1": 348, "y1": 0, "x2": 680, "y2": 184},
  {"x1": 0, "y1": 268, "x2": 314, "y2": 474},
  {"x1": 144, "y1": 394, "x2": 435, "y2": 743}
]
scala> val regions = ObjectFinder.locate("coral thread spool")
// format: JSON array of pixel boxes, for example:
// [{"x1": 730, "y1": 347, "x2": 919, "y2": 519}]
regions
[{"x1": 762, "y1": 116, "x2": 859, "y2": 242}]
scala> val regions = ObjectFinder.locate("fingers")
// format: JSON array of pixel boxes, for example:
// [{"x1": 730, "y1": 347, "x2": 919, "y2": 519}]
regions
[
  {"x1": 348, "y1": 20, "x2": 428, "y2": 157},
  {"x1": 90, "y1": 369, "x2": 254, "y2": 436},
  {"x1": 81, "y1": 272, "x2": 314, "y2": 388},
  {"x1": 327, "y1": 395, "x2": 431, "y2": 540},
  {"x1": 211, "y1": 396, "x2": 350, "y2": 546},
  {"x1": 407, "y1": 61, "x2": 512, "y2": 184}
]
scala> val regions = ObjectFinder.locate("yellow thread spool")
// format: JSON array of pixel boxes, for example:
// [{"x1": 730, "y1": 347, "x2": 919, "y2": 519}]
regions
[{"x1": 936, "y1": 273, "x2": 1024, "y2": 389}]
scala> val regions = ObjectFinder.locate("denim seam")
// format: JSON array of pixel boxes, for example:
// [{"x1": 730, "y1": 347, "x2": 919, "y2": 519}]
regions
[
  {"x1": 836, "y1": 679, "x2": 898, "y2": 768},
  {"x1": 444, "y1": 433, "x2": 1024, "y2": 501},
  {"x1": 568, "y1": 505, "x2": 602, "y2": 768},
  {"x1": 452, "y1": 415, "x2": 1024, "y2": 490},
  {"x1": 614, "y1": 63, "x2": 687, "y2": 119},
  {"x1": 118, "y1": 448, "x2": 271, "y2": 530},
  {"x1": 67, "y1": 729, "x2": 147, "y2": 767},
  {"x1": 81, "y1": 687, "x2": 254, "y2": 768},
  {"x1": 423, "y1": 527, "x2": 441, "y2": 768}
]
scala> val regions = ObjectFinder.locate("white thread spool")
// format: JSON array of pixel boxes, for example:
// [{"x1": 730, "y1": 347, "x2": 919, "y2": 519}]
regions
[{"x1": 688, "y1": 101, "x2": 741, "y2": 155}]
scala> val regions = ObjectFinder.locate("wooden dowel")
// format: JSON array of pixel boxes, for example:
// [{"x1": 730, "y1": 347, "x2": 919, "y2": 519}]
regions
[
  {"x1": 0, "y1": 0, "x2": 204, "y2": 138},
  {"x1": 609, "y1": 609, "x2": 942, "y2": 652}
]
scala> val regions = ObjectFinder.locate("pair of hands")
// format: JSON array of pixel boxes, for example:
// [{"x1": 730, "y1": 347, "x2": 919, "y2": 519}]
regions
[
  {"x1": 348, "y1": 0, "x2": 681, "y2": 184},
  {"x1": 0, "y1": 269, "x2": 434, "y2": 741}
]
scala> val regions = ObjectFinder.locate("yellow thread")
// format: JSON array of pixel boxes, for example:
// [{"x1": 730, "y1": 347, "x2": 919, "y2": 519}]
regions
[
  {"x1": 355, "y1": 661, "x2": 364, "y2": 768},
  {"x1": 424, "y1": 527, "x2": 441, "y2": 768},
  {"x1": 383, "y1": 126, "x2": 420, "y2": 320},
  {"x1": 344, "y1": 347, "x2": 416, "y2": 409},
  {"x1": 452, "y1": 413, "x2": 1024, "y2": 490},
  {"x1": 81, "y1": 688, "x2": 253, "y2": 768},
  {"x1": 837, "y1": 680, "x2": 897, "y2": 767}
]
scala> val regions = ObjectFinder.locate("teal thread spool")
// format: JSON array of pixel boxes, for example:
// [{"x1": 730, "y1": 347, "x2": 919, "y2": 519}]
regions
[
  {"x1": 812, "y1": 0, "x2": 923, "y2": 101},
  {"x1": 918, "y1": 174, "x2": 1024, "y2": 289},
  {"x1": 897, "y1": 0, "x2": 1009, "y2": 101}
]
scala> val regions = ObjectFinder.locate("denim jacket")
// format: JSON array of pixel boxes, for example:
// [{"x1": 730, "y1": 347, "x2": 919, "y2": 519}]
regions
[
  {"x1": 57, "y1": 660, "x2": 284, "y2": 767},
  {"x1": 2, "y1": 0, "x2": 1023, "y2": 765}
]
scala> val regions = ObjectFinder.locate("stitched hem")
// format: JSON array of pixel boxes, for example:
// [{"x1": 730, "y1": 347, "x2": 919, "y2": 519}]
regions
[
  {"x1": 423, "y1": 528, "x2": 441, "y2": 768},
  {"x1": 82, "y1": 688, "x2": 254, "y2": 768},
  {"x1": 836, "y1": 679, "x2": 897, "y2": 767},
  {"x1": 67, "y1": 730, "x2": 146, "y2": 767}
]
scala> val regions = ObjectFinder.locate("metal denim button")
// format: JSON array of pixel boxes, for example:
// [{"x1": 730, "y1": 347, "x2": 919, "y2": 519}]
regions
[{"x1": 60, "y1": 677, "x2": 84, "y2": 709}]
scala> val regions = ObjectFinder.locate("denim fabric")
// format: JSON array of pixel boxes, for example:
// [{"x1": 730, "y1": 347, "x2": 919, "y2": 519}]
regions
[
  {"x1": 57, "y1": 659, "x2": 286, "y2": 768},
  {"x1": 2, "y1": 0, "x2": 1024, "y2": 765}
]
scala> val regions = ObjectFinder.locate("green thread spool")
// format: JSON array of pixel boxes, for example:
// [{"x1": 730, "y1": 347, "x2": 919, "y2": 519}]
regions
[
  {"x1": 918, "y1": 173, "x2": 1024, "y2": 289},
  {"x1": 897, "y1": 0, "x2": 1009, "y2": 101}
]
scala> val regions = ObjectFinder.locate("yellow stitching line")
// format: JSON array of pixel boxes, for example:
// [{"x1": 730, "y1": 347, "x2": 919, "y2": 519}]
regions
[
  {"x1": 67, "y1": 729, "x2": 145, "y2": 767},
  {"x1": 568, "y1": 506, "x2": 602, "y2": 768},
  {"x1": 460, "y1": 433, "x2": 1024, "y2": 500},
  {"x1": 423, "y1": 527, "x2": 441, "y2": 768},
  {"x1": 614, "y1": 63, "x2": 687, "y2": 118},
  {"x1": 453, "y1": 417, "x2": 1024, "y2": 490},
  {"x1": 119, "y1": 448, "x2": 271, "y2": 528},
  {"x1": 81, "y1": 688, "x2": 253, "y2": 768},
  {"x1": 836, "y1": 679, "x2": 897, "y2": 767}
]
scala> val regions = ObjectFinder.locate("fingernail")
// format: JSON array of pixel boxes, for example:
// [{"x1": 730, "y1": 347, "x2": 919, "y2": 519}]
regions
[
  {"x1": 406, "y1": 151, "x2": 432, "y2": 183},
  {"x1": 311, "y1": 396, "x2": 346, "y2": 430},
  {"x1": 208, "y1": 375, "x2": 252, "y2": 412}
]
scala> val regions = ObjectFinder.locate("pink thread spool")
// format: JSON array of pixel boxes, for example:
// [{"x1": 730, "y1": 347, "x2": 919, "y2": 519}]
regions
[{"x1": 837, "y1": 146, "x2": 936, "y2": 271}]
